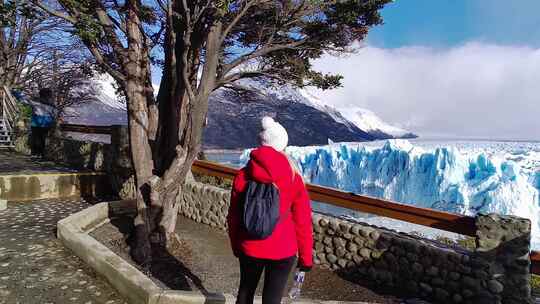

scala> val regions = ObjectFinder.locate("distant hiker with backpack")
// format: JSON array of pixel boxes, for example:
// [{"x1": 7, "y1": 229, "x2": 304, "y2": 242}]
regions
[{"x1": 227, "y1": 116, "x2": 313, "y2": 304}]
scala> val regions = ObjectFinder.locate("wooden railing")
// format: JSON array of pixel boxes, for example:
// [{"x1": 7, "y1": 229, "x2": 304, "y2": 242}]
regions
[
  {"x1": 191, "y1": 159, "x2": 478, "y2": 236},
  {"x1": 60, "y1": 123, "x2": 114, "y2": 135},
  {"x1": 57, "y1": 123, "x2": 540, "y2": 274}
]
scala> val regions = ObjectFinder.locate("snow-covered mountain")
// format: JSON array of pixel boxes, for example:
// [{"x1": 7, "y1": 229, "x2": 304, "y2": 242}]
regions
[
  {"x1": 205, "y1": 79, "x2": 375, "y2": 149},
  {"x1": 297, "y1": 88, "x2": 416, "y2": 139},
  {"x1": 341, "y1": 108, "x2": 417, "y2": 139},
  {"x1": 63, "y1": 74, "x2": 127, "y2": 126},
  {"x1": 204, "y1": 77, "x2": 416, "y2": 149},
  {"x1": 231, "y1": 78, "x2": 416, "y2": 139}
]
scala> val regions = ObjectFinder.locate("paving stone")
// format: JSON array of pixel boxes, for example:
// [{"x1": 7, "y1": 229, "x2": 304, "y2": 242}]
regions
[{"x1": 0, "y1": 199, "x2": 125, "y2": 303}]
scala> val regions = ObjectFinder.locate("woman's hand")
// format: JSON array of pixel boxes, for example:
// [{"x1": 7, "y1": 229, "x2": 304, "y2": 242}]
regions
[{"x1": 297, "y1": 262, "x2": 312, "y2": 272}]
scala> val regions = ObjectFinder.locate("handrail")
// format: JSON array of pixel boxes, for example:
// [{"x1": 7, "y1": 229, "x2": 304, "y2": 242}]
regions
[
  {"x1": 60, "y1": 123, "x2": 114, "y2": 135},
  {"x1": 3, "y1": 87, "x2": 17, "y2": 113},
  {"x1": 57, "y1": 123, "x2": 540, "y2": 274}
]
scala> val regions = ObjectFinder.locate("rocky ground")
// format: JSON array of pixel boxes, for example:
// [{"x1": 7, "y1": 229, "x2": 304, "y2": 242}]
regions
[{"x1": 0, "y1": 199, "x2": 126, "y2": 304}]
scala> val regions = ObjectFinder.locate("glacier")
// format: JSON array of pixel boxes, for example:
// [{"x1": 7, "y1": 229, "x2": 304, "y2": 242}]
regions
[{"x1": 240, "y1": 139, "x2": 540, "y2": 248}]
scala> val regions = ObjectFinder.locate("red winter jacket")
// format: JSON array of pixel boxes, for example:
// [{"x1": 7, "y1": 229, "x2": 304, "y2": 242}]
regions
[{"x1": 227, "y1": 146, "x2": 313, "y2": 268}]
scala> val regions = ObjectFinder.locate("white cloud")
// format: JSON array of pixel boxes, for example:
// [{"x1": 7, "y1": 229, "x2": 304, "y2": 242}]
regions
[{"x1": 308, "y1": 43, "x2": 540, "y2": 140}]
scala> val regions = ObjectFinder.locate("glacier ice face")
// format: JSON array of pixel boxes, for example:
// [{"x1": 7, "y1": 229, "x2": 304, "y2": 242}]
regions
[{"x1": 242, "y1": 140, "x2": 540, "y2": 247}]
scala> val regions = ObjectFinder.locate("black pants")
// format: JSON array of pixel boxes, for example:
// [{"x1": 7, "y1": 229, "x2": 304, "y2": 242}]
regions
[
  {"x1": 30, "y1": 127, "x2": 50, "y2": 157},
  {"x1": 236, "y1": 254, "x2": 296, "y2": 304}
]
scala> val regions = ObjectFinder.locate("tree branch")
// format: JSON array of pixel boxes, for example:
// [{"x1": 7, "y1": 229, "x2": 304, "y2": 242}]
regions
[
  {"x1": 221, "y1": 38, "x2": 307, "y2": 77},
  {"x1": 86, "y1": 43, "x2": 126, "y2": 84},
  {"x1": 32, "y1": 2, "x2": 78, "y2": 24},
  {"x1": 217, "y1": 69, "x2": 276, "y2": 88},
  {"x1": 156, "y1": 0, "x2": 168, "y2": 12},
  {"x1": 180, "y1": 0, "x2": 196, "y2": 102},
  {"x1": 38, "y1": 1, "x2": 128, "y2": 85},
  {"x1": 219, "y1": 0, "x2": 259, "y2": 45},
  {"x1": 192, "y1": 0, "x2": 212, "y2": 25},
  {"x1": 107, "y1": 12, "x2": 128, "y2": 34},
  {"x1": 94, "y1": 4, "x2": 128, "y2": 61}
]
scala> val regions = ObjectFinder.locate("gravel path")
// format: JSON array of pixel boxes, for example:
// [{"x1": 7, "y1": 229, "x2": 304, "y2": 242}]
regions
[{"x1": 0, "y1": 199, "x2": 126, "y2": 304}]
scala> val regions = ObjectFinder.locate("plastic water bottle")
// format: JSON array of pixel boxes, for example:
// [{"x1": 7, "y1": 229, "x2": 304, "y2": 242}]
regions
[{"x1": 288, "y1": 270, "x2": 305, "y2": 299}]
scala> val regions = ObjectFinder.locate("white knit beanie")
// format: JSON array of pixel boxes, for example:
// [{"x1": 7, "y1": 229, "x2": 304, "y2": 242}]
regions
[{"x1": 259, "y1": 116, "x2": 288, "y2": 151}]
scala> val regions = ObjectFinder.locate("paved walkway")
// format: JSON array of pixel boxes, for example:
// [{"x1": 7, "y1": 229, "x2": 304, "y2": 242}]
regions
[
  {"x1": 0, "y1": 150, "x2": 83, "y2": 175},
  {"x1": 0, "y1": 198, "x2": 126, "y2": 304}
]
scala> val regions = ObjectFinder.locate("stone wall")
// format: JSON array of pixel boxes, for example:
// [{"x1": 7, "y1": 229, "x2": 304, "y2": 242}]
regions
[
  {"x1": 106, "y1": 126, "x2": 136, "y2": 199},
  {"x1": 13, "y1": 126, "x2": 110, "y2": 172},
  {"x1": 46, "y1": 133, "x2": 111, "y2": 172},
  {"x1": 178, "y1": 181, "x2": 230, "y2": 231},
  {"x1": 13, "y1": 125, "x2": 134, "y2": 199},
  {"x1": 178, "y1": 180, "x2": 533, "y2": 304},
  {"x1": 475, "y1": 214, "x2": 532, "y2": 304},
  {"x1": 312, "y1": 212, "x2": 532, "y2": 304}
]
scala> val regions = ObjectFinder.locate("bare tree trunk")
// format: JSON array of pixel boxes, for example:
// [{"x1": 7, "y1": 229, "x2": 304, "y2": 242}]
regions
[
  {"x1": 127, "y1": 88, "x2": 155, "y2": 265},
  {"x1": 155, "y1": 21, "x2": 223, "y2": 237},
  {"x1": 124, "y1": 0, "x2": 155, "y2": 266}
]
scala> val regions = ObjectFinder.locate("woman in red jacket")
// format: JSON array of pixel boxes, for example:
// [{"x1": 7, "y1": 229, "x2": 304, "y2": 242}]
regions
[{"x1": 227, "y1": 117, "x2": 313, "y2": 304}]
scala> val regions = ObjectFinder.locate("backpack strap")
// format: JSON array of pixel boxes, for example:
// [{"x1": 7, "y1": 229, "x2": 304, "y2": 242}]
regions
[{"x1": 246, "y1": 152, "x2": 297, "y2": 222}]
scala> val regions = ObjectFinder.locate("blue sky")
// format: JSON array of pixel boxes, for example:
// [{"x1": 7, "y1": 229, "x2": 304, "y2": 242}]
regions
[
  {"x1": 368, "y1": 0, "x2": 540, "y2": 49},
  {"x1": 310, "y1": 0, "x2": 540, "y2": 140}
]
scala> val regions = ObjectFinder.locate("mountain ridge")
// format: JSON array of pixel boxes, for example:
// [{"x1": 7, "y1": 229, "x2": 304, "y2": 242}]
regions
[
  {"x1": 203, "y1": 78, "x2": 417, "y2": 149},
  {"x1": 64, "y1": 75, "x2": 417, "y2": 148}
]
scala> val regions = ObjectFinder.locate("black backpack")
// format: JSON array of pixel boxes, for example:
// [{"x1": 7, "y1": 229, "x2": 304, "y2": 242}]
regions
[{"x1": 241, "y1": 181, "x2": 280, "y2": 240}]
